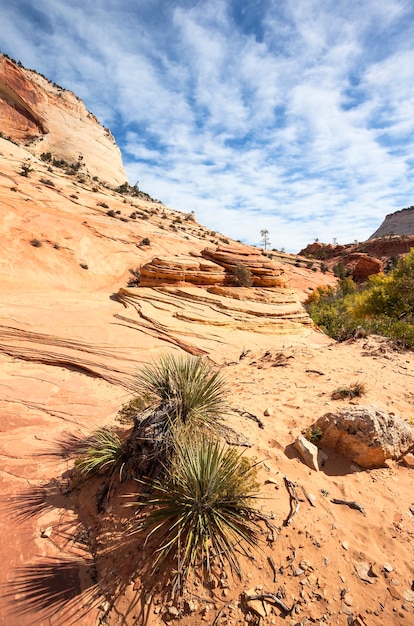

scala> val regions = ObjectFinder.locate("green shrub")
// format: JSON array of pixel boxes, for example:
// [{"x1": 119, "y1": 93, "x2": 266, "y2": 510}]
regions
[
  {"x1": 40, "y1": 178, "x2": 55, "y2": 186},
  {"x1": 134, "y1": 354, "x2": 228, "y2": 430},
  {"x1": 30, "y1": 238, "x2": 42, "y2": 247},
  {"x1": 306, "y1": 250, "x2": 414, "y2": 349},
  {"x1": 304, "y1": 425, "x2": 323, "y2": 443},
  {"x1": 19, "y1": 163, "x2": 32, "y2": 177}
]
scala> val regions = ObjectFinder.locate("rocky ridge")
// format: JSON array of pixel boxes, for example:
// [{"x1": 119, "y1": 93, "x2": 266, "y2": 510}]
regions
[{"x1": 300, "y1": 235, "x2": 414, "y2": 282}]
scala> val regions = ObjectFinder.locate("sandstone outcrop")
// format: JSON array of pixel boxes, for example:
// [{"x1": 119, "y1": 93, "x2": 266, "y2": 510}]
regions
[
  {"x1": 299, "y1": 234, "x2": 414, "y2": 282},
  {"x1": 139, "y1": 255, "x2": 226, "y2": 286},
  {"x1": 201, "y1": 243, "x2": 287, "y2": 287},
  {"x1": 315, "y1": 405, "x2": 412, "y2": 468},
  {"x1": 0, "y1": 54, "x2": 127, "y2": 186},
  {"x1": 139, "y1": 243, "x2": 288, "y2": 288},
  {"x1": 348, "y1": 254, "x2": 382, "y2": 282},
  {"x1": 369, "y1": 206, "x2": 414, "y2": 239}
]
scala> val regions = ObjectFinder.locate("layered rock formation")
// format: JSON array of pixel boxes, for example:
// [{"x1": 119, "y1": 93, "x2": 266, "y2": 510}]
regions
[
  {"x1": 139, "y1": 243, "x2": 287, "y2": 288},
  {"x1": 202, "y1": 243, "x2": 287, "y2": 287},
  {"x1": 369, "y1": 206, "x2": 414, "y2": 239},
  {"x1": 139, "y1": 254, "x2": 226, "y2": 286},
  {"x1": 0, "y1": 54, "x2": 127, "y2": 186}
]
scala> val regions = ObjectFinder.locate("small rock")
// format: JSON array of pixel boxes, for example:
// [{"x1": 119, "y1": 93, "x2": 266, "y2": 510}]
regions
[
  {"x1": 244, "y1": 589, "x2": 268, "y2": 618},
  {"x1": 343, "y1": 594, "x2": 354, "y2": 607},
  {"x1": 41, "y1": 526, "x2": 52, "y2": 538},
  {"x1": 264, "y1": 408, "x2": 273, "y2": 416},
  {"x1": 185, "y1": 599, "x2": 198, "y2": 613},
  {"x1": 354, "y1": 561, "x2": 376, "y2": 584},
  {"x1": 368, "y1": 562, "x2": 379, "y2": 577},
  {"x1": 294, "y1": 435, "x2": 320, "y2": 471},
  {"x1": 167, "y1": 606, "x2": 179, "y2": 617},
  {"x1": 383, "y1": 563, "x2": 393, "y2": 573},
  {"x1": 403, "y1": 589, "x2": 414, "y2": 603},
  {"x1": 388, "y1": 586, "x2": 401, "y2": 600},
  {"x1": 342, "y1": 541, "x2": 349, "y2": 550},
  {"x1": 402, "y1": 453, "x2": 414, "y2": 469},
  {"x1": 265, "y1": 478, "x2": 280, "y2": 489}
]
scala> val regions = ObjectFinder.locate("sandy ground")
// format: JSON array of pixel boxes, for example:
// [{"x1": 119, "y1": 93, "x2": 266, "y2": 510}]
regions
[{"x1": 1, "y1": 320, "x2": 414, "y2": 626}]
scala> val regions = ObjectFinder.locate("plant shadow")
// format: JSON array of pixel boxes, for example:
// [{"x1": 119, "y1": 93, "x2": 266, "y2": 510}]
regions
[{"x1": 4, "y1": 558, "x2": 100, "y2": 625}]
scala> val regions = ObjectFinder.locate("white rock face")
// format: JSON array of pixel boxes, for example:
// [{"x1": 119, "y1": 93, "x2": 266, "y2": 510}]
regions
[{"x1": 0, "y1": 54, "x2": 128, "y2": 187}]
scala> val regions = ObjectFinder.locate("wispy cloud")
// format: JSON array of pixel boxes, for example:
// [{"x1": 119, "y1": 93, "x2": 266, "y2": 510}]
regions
[{"x1": 2, "y1": 0, "x2": 414, "y2": 251}]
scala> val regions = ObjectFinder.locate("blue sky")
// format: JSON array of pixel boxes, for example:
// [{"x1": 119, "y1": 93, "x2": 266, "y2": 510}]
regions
[{"x1": 2, "y1": 0, "x2": 414, "y2": 252}]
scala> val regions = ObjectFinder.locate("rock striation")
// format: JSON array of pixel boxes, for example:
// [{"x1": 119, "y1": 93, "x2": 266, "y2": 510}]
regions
[
  {"x1": 0, "y1": 54, "x2": 127, "y2": 186},
  {"x1": 315, "y1": 405, "x2": 413, "y2": 468}
]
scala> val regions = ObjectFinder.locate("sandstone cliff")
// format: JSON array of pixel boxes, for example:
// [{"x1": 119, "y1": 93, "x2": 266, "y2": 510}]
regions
[{"x1": 0, "y1": 54, "x2": 127, "y2": 186}]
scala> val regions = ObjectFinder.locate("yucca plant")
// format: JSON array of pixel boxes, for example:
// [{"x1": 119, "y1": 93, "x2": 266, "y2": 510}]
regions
[
  {"x1": 134, "y1": 433, "x2": 262, "y2": 596},
  {"x1": 125, "y1": 354, "x2": 229, "y2": 474},
  {"x1": 134, "y1": 354, "x2": 228, "y2": 424},
  {"x1": 75, "y1": 427, "x2": 126, "y2": 480}
]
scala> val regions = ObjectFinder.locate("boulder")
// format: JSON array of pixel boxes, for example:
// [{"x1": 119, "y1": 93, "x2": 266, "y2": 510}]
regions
[
  {"x1": 351, "y1": 255, "x2": 382, "y2": 282},
  {"x1": 315, "y1": 405, "x2": 412, "y2": 468}
]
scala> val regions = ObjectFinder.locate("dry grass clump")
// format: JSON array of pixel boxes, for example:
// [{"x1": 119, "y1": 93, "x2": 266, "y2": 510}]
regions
[{"x1": 331, "y1": 381, "x2": 367, "y2": 400}]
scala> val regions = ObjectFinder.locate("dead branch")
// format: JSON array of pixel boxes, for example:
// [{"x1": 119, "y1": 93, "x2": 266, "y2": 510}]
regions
[
  {"x1": 300, "y1": 484, "x2": 316, "y2": 507},
  {"x1": 232, "y1": 408, "x2": 264, "y2": 429},
  {"x1": 267, "y1": 556, "x2": 278, "y2": 583},
  {"x1": 283, "y1": 477, "x2": 300, "y2": 526},
  {"x1": 331, "y1": 498, "x2": 366, "y2": 515},
  {"x1": 245, "y1": 593, "x2": 292, "y2": 615}
]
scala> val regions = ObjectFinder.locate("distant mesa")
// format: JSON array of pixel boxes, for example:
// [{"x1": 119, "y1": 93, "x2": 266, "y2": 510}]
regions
[
  {"x1": 139, "y1": 243, "x2": 288, "y2": 288},
  {"x1": 0, "y1": 53, "x2": 127, "y2": 186},
  {"x1": 369, "y1": 205, "x2": 414, "y2": 239}
]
